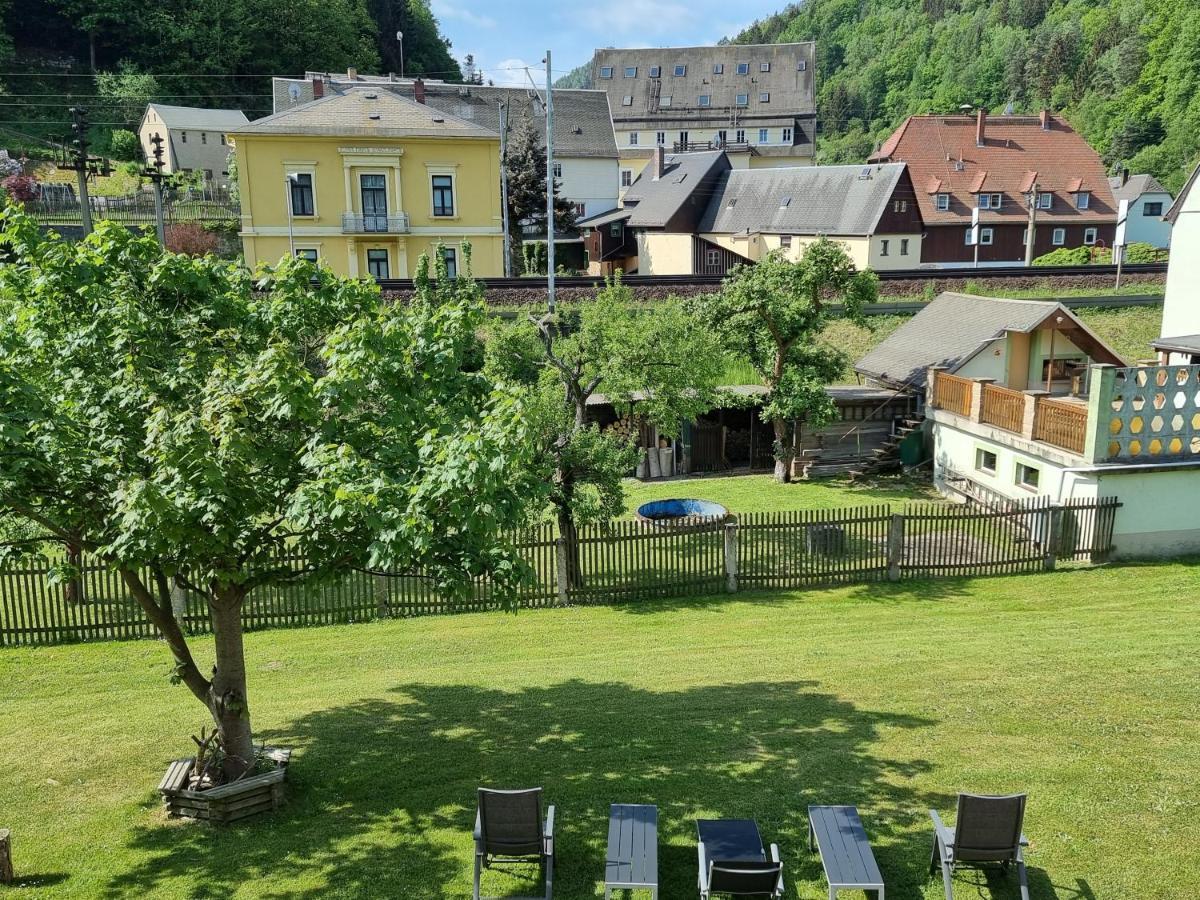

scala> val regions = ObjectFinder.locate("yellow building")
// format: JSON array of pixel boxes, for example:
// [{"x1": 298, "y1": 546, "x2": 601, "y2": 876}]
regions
[{"x1": 229, "y1": 86, "x2": 504, "y2": 278}]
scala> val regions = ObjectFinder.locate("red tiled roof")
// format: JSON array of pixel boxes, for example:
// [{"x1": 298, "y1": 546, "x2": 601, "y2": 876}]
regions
[{"x1": 868, "y1": 114, "x2": 1115, "y2": 226}]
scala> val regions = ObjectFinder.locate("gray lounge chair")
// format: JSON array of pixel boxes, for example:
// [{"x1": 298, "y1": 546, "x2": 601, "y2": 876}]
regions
[
  {"x1": 696, "y1": 819, "x2": 784, "y2": 899},
  {"x1": 473, "y1": 787, "x2": 555, "y2": 900},
  {"x1": 929, "y1": 793, "x2": 1030, "y2": 900}
]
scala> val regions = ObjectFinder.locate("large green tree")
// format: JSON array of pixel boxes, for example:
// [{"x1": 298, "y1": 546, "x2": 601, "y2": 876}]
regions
[
  {"x1": 503, "y1": 115, "x2": 578, "y2": 272},
  {"x1": 486, "y1": 278, "x2": 724, "y2": 586},
  {"x1": 0, "y1": 210, "x2": 535, "y2": 777},
  {"x1": 691, "y1": 240, "x2": 877, "y2": 483}
]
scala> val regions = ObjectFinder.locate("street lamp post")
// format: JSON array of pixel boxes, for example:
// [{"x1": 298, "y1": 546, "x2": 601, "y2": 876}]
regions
[
  {"x1": 396, "y1": 31, "x2": 404, "y2": 79},
  {"x1": 285, "y1": 173, "x2": 298, "y2": 257}
]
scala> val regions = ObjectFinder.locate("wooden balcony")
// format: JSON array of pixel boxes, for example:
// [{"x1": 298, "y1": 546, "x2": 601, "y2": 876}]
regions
[{"x1": 929, "y1": 368, "x2": 1089, "y2": 456}]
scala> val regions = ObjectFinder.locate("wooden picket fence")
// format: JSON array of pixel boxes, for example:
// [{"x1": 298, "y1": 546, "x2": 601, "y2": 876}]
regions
[{"x1": 0, "y1": 497, "x2": 1121, "y2": 647}]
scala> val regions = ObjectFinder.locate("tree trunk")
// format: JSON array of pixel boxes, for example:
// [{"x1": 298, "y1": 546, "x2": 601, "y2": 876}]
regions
[
  {"x1": 556, "y1": 502, "x2": 583, "y2": 590},
  {"x1": 208, "y1": 586, "x2": 254, "y2": 780},
  {"x1": 772, "y1": 416, "x2": 792, "y2": 484}
]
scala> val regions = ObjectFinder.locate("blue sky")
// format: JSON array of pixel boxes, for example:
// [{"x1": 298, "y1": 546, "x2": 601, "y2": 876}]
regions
[{"x1": 428, "y1": 0, "x2": 786, "y2": 86}]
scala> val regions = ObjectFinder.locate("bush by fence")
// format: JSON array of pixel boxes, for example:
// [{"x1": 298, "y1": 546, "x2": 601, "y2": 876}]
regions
[{"x1": 0, "y1": 497, "x2": 1120, "y2": 647}]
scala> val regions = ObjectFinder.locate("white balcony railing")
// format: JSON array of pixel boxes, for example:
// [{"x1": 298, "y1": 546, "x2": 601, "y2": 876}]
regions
[{"x1": 342, "y1": 212, "x2": 409, "y2": 234}]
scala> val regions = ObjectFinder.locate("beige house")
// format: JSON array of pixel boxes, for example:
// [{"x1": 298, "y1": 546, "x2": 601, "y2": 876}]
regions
[{"x1": 137, "y1": 103, "x2": 249, "y2": 187}]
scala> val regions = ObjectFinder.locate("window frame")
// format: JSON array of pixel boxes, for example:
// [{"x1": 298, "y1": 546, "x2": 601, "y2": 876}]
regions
[
  {"x1": 441, "y1": 246, "x2": 458, "y2": 279},
  {"x1": 649, "y1": 65, "x2": 661, "y2": 78},
  {"x1": 797, "y1": 60, "x2": 807, "y2": 71},
  {"x1": 1083, "y1": 227, "x2": 1098, "y2": 245},
  {"x1": 760, "y1": 61, "x2": 771, "y2": 72},
  {"x1": 673, "y1": 64, "x2": 687, "y2": 76},
  {"x1": 975, "y1": 447, "x2": 998, "y2": 475},
  {"x1": 1015, "y1": 461, "x2": 1040, "y2": 492},
  {"x1": 757, "y1": 128, "x2": 769, "y2": 143},
  {"x1": 980, "y1": 227, "x2": 994, "y2": 245},
  {"x1": 599, "y1": 66, "x2": 614, "y2": 79},
  {"x1": 1038, "y1": 192, "x2": 1053, "y2": 210},
  {"x1": 552, "y1": 162, "x2": 562, "y2": 179},
  {"x1": 628, "y1": 131, "x2": 638, "y2": 146},
  {"x1": 430, "y1": 172, "x2": 456, "y2": 218},
  {"x1": 620, "y1": 169, "x2": 632, "y2": 188},
  {"x1": 759, "y1": 91, "x2": 770, "y2": 103},
  {"x1": 288, "y1": 172, "x2": 315, "y2": 217},
  {"x1": 880, "y1": 238, "x2": 889, "y2": 257},
  {"x1": 900, "y1": 237, "x2": 910, "y2": 256},
  {"x1": 621, "y1": 95, "x2": 633, "y2": 106},
  {"x1": 609, "y1": 221, "x2": 623, "y2": 238},
  {"x1": 624, "y1": 66, "x2": 637, "y2": 78},
  {"x1": 735, "y1": 93, "x2": 749, "y2": 107},
  {"x1": 735, "y1": 128, "x2": 745, "y2": 144},
  {"x1": 736, "y1": 62, "x2": 750, "y2": 75},
  {"x1": 1143, "y1": 201, "x2": 1164, "y2": 217},
  {"x1": 659, "y1": 95, "x2": 672, "y2": 108},
  {"x1": 1052, "y1": 227, "x2": 1066, "y2": 246},
  {"x1": 698, "y1": 94, "x2": 711, "y2": 107},
  {"x1": 655, "y1": 131, "x2": 665, "y2": 146},
  {"x1": 1076, "y1": 191, "x2": 1090, "y2": 209},
  {"x1": 366, "y1": 248, "x2": 390, "y2": 279},
  {"x1": 705, "y1": 247, "x2": 720, "y2": 267},
  {"x1": 935, "y1": 193, "x2": 950, "y2": 211},
  {"x1": 294, "y1": 247, "x2": 319, "y2": 262},
  {"x1": 713, "y1": 63, "x2": 724, "y2": 75},
  {"x1": 782, "y1": 126, "x2": 793, "y2": 143},
  {"x1": 780, "y1": 234, "x2": 793, "y2": 249}
]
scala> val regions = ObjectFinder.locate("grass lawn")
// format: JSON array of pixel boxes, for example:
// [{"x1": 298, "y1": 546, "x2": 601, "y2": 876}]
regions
[
  {"x1": 623, "y1": 473, "x2": 936, "y2": 515},
  {"x1": 2, "y1": 560, "x2": 1198, "y2": 899}
]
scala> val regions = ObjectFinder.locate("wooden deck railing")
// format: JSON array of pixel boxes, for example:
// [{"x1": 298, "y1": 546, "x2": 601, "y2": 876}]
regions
[
  {"x1": 1034, "y1": 397, "x2": 1088, "y2": 454},
  {"x1": 980, "y1": 383, "x2": 1025, "y2": 434},
  {"x1": 931, "y1": 371, "x2": 973, "y2": 417}
]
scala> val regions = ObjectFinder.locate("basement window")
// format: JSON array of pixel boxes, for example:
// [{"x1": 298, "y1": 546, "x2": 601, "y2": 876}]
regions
[
  {"x1": 975, "y1": 448, "x2": 997, "y2": 474},
  {"x1": 1016, "y1": 462, "x2": 1040, "y2": 492}
]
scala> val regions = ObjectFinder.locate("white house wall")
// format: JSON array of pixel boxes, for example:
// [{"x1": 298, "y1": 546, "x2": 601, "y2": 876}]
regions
[
  {"x1": 636, "y1": 232, "x2": 694, "y2": 274},
  {"x1": 1093, "y1": 467, "x2": 1200, "y2": 558},
  {"x1": 559, "y1": 157, "x2": 618, "y2": 219},
  {"x1": 1162, "y1": 181, "x2": 1200, "y2": 339},
  {"x1": 1121, "y1": 191, "x2": 1174, "y2": 248}
]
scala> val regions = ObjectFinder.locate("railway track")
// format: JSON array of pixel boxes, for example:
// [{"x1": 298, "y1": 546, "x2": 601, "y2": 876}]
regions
[{"x1": 377, "y1": 262, "x2": 1167, "y2": 292}]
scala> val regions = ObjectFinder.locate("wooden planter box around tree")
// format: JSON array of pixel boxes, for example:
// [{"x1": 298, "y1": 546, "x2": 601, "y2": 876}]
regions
[{"x1": 158, "y1": 747, "x2": 291, "y2": 824}]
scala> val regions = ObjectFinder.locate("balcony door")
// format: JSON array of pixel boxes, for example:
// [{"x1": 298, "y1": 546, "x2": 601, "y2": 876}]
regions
[{"x1": 360, "y1": 174, "x2": 388, "y2": 232}]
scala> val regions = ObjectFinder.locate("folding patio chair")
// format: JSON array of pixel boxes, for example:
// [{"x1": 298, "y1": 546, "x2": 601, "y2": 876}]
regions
[
  {"x1": 929, "y1": 793, "x2": 1029, "y2": 900},
  {"x1": 473, "y1": 787, "x2": 555, "y2": 900}
]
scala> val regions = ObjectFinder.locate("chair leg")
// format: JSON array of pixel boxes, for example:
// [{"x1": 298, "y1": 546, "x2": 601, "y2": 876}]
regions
[
  {"x1": 929, "y1": 834, "x2": 940, "y2": 875},
  {"x1": 939, "y1": 857, "x2": 955, "y2": 900},
  {"x1": 1016, "y1": 847, "x2": 1031, "y2": 900},
  {"x1": 544, "y1": 851, "x2": 553, "y2": 900},
  {"x1": 473, "y1": 853, "x2": 482, "y2": 900}
]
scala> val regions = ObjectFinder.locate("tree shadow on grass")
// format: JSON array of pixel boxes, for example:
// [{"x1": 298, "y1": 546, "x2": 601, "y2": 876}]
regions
[{"x1": 106, "y1": 680, "x2": 949, "y2": 899}]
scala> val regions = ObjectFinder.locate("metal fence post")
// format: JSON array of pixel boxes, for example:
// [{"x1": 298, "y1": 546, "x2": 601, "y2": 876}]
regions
[
  {"x1": 724, "y1": 520, "x2": 739, "y2": 593},
  {"x1": 554, "y1": 537, "x2": 570, "y2": 605},
  {"x1": 887, "y1": 513, "x2": 905, "y2": 582}
]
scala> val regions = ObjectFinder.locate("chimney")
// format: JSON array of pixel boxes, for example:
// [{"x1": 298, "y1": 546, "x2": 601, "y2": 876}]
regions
[
  {"x1": 312, "y1": 77, "x2": 324, "y2": 99},
  {"x1": 1121, "y1": 167, "x2": 1129, "y2": 187},
  {"x1": 347, "y1": 66, "x2": 358, "y2": 80},
  {"x1": 414, "y1": 77, "x2": 426, "y2": 104},
  {"x1": 1039, "y1": 109, "x2": 1050, "y2": 130},
  {"x1": 652, "y1": 144, "x2": 665, "y2": 180},
  {"x1": 975, "y1": 108, "x2": 986, "y2": 147}
]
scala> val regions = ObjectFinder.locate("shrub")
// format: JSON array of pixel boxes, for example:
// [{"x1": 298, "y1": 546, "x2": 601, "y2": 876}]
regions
[
  {"x1": 1033, "y1": 246, "x2": 1093, "y2": 266},
  {"x1": 164, "y1": 223, "x2": 219, "y2": 256},
  {"x1": 1, "y1": 174, "x2": 39, "y2": 202},
  {"x1": 108, "y1": 129, "x2": 141, "y2": 161}
]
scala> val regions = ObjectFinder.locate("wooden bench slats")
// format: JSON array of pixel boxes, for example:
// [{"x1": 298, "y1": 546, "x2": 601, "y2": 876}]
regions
[
  {"x1": 809, "y1": 805, "x2": 884, "y2": 891},
  {"x1": 605, "y1": 803, "x2": 657, "y2": 890}
]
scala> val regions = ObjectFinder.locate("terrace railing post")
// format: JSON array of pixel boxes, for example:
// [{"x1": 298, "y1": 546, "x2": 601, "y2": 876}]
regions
[
  {"x1": 1083, "y1": 364, "x2": 1117, "y2": 463},
  {"x1": 887, "y1": 513, "x2": 905, "y2": 582},
  {"x1": 970, "y1": 378, "x2": 995, "y2": 422},
  {"x1": 724, "y1": 520, "x2": 739, "y2": 593},
  {"x1": 1021, "y1": 390, "x2": 1049, "y2": 441},
  {"x1": 554, "y1": 537, "x2": 570, "y2": 605}
]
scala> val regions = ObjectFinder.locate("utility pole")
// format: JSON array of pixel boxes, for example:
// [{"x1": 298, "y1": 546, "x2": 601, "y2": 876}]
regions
[
  {"x1": 58, "y1": 107, "x2": 110, "y2": 236},
  {"x1": 142, "y1": 132, "x2": 168, "y2": 246},
  {"x1": 499, "y1": 101, "x2": 513, "y2": 277},
  {"x1": 544, "y1": 49, "x2": 556, "y2": 313},
  {"x1": 1024, "y1": 185, "x2": 1039, "y2": 267},
  {"x1": 396, "y1": 31, "x2": 404, "y2": 79}
]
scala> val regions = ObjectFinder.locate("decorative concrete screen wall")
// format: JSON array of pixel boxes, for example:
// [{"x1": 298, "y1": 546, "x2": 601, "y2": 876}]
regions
[{"x1": 1104, "y1": 364, "x2": 1200, "y2": 461}]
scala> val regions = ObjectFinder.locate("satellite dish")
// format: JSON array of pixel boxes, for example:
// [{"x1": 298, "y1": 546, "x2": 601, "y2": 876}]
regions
[{"x1": 288, "y1": 84, "x2": 301, "y2": 101}]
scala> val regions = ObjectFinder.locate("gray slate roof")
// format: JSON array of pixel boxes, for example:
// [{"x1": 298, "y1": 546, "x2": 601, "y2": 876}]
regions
[
  {"x1": 145, "y1": 103, "x2": 248, "y2": 131},
  {"x1": 232, "y1": 87, "x2": 497, "y2": 140},
  {"x1": 697, "y1": 163, "x2": 908, "y2": 235},
  {"x1": 272, "y1": 77, "x2": 615, "y2": 158},
  {"x1": 623, "y1": 151, "x2": 730, "y2": 228},
  {"x1": 1109, "y1": 173, "x2": 1171, "y2": 202},
  {"x1": 854, "y1": 292, "x2": 1065, "y2": 389}
]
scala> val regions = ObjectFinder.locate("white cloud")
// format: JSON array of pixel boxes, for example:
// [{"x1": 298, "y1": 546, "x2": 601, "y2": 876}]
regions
[
  {"x1": 430, "y1": 0, "x2": 497, "y2": 29},
  {"x1": 483, "y1": 57, "x2": 539, "y2": 88}
]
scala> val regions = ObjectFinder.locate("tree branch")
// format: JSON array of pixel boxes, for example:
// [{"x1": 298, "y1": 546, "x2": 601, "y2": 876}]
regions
[{"x1": 120, "y1": 566, "x2": 212, "y2": 707}]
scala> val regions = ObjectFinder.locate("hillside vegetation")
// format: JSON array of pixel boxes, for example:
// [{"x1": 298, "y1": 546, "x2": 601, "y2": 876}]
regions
[{"x1": 730, "y1": 0, "x2": 1200, "y2": 193}]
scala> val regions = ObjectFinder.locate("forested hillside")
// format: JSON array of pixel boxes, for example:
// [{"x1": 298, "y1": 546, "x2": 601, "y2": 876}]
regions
[
  {"x1": 730, "y1": 0, "x2": 1200, "y2": 192},
  {"x1": 0, "y1": 0, "x2": 461, "y2": 155}
]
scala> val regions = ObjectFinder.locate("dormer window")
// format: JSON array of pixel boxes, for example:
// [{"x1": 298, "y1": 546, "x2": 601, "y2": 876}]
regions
[
  {"x1": 1038, "y1": 193, "x2": 1053, "y2": 209},
  {"x1": 935, "y1": 193, "x2": 950, "y2": 211},
  {"x1": 1076, "y1": 191, "x2": 1091, "y2": 209},
  {"x1": 978, "y1": 193, "x2": 1002, "y2": 209}
]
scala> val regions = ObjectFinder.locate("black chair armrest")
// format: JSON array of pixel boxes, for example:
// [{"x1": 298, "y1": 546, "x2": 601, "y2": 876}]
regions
[{"x1": 543, "y1": 805, "x2": 556, "y2": 854}]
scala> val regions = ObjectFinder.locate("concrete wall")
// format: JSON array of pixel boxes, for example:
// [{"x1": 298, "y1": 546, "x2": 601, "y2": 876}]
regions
[
  {"x1": 866, "y1": 233, "x2": 923, "y2": 270},
  {"x1": 636, "y1": 232, "x2": 695, "y2": 274},
  {"x1": 1161, "y1": 181, "x2": 1200, "y2": 339},
  {"x1": 932, "y1": 415, "x2": 1080, "y2": 502},
  {"x1": 1095, "y1": 467, "x2": 1200, "y2": 558},
  {"x1": 235, "y1": 132, "x2": 504, "y2": 277}
]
